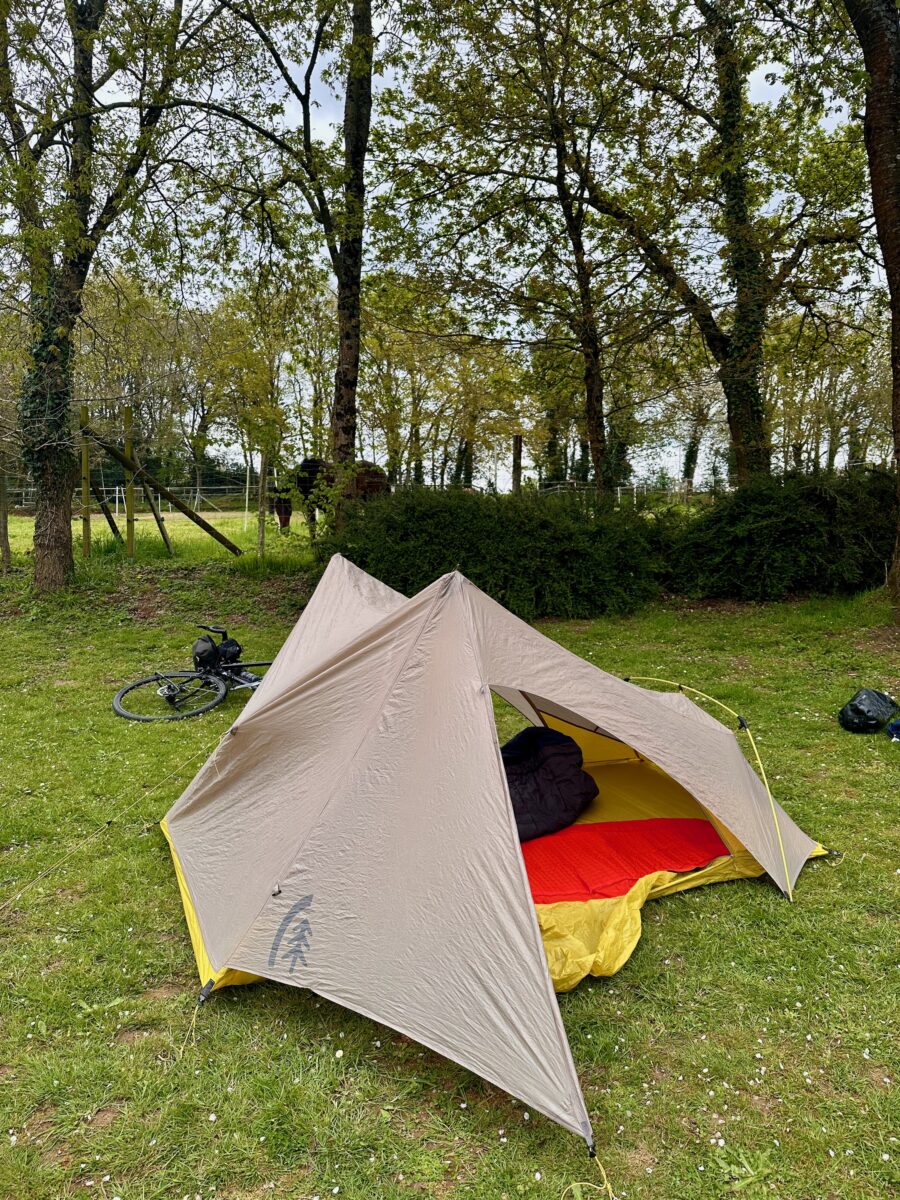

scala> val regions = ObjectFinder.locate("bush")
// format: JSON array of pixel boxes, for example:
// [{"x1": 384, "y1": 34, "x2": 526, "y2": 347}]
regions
[
  {"x1": 671, "y1": 470, "x2": 898, "y2": 601},
  {"x1": 318, "y1": 488, "x2": 668, "y2": 620}
]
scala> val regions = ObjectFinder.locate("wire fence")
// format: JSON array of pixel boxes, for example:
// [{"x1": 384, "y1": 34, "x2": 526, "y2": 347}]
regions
[
  {"x1": 6, "y1": 478, "x2": 718, "y2": 513},
  {"x1": 539, "y1": 481, "x2": 718, "y2": 505},
  {"x1": 8, "y1": 484, "x2": 250, "y2": 513}
]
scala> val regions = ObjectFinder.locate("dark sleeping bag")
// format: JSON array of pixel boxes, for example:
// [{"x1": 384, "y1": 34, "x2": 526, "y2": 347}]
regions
[{"x1": 501, "y1": 727, "x2": 599, "y2": 842}]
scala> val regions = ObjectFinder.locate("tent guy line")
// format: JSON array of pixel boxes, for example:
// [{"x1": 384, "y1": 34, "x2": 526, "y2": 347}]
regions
[{"x1": 0, "y1": 744, "x2": 210, "y2": 919}]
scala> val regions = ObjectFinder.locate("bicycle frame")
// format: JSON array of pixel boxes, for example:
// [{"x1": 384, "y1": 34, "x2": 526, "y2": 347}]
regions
[{"x1": 215, "y1": 661, "x2": 273, "y2": 692}]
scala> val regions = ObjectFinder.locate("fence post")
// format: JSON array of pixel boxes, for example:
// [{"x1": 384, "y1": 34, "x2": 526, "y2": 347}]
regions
[
  {"x1": 124, "y1": 405, "x2": 134, "y2": 557},
  {"x1": 80, "y1": 404, "x2": 91, "y2": 558}
]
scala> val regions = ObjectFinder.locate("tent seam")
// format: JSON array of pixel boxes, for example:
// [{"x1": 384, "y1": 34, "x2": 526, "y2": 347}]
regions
[{"x1": 460, "y1": 579, "x2": 592, "y2": 1141}]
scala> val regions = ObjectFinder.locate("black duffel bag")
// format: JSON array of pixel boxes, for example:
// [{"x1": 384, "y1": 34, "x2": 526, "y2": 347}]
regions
[{"x1": 837, "y1": 688, "x2": 898, "y2": 733}]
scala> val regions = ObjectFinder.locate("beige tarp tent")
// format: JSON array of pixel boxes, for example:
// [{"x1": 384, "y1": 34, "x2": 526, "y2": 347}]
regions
[{"x1": 163, "y1": 554, "x2": 819, "y2": 1146}]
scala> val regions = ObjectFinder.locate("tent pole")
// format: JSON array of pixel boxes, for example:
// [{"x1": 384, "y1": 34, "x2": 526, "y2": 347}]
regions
[{"x1": 623, "y1": 675, "x2": 794, "y2": 900}]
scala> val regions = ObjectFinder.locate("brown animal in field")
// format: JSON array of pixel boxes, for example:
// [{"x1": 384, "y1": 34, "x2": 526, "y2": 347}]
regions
[{"x1": 293, "y1": 457, "x2": 390, "y2": 534}]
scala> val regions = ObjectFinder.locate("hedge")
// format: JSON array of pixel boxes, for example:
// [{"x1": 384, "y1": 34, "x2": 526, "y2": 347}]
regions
[
  {"x1": 671, "y1": 470, "x2": 898, "y2": 602},
  {"x1": 317, "y1": 488, "x2": 667, "y2": 620},
  {"x1": 318, "y1": 471, "x2": 898, "y2": 616}
]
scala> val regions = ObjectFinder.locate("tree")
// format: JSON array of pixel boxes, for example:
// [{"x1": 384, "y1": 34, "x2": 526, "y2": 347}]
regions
[
  {"x1": 394, "y1": 0, "x2": 869, "y2": 484},
  {"x1": 386, "y1": 0, "x2": 647, "y2": 491},
  {"x1": 190, "y1": 0, "x2": 377, "y2": 465},
  {"x1": 838, "y1": 0, "x2": 900, "y2": 607},
  {"x1": 558, "y1": 0, "x2": 869, "y2": 481},
  {"x1": 0, "y1": 1, "x2": 232, "y2": 589}
]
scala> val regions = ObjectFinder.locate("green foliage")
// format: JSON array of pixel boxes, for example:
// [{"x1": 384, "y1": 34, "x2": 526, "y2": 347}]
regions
[
  {"x1": 318, "y1": 473, "x2": 898, "y2": 613},
  {"x1": 672, "y1": 471, "x2": 898, "y2": 601},
  {"x1": 319, "y1": 487, "x2": 666, "y2": 619}
]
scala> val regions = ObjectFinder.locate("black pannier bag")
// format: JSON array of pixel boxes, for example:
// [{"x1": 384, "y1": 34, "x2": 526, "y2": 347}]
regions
[
  {"x1": 837, "y1": 688, "x2": 898, "y2": 733},
  {"x1": 218, "y1": 637, "x2": 243, "y2": 664},
  {"x1": 501, "y1": 726, "x2": 599, "y2": 842},
  {"x1": 192, "y1": 634, "x2": 220, "y2": 671}
]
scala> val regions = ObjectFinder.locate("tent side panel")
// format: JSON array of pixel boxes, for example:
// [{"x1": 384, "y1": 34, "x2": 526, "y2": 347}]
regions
[
  {"x1": 164, "y1": 586, "x2": 444, "y2": 971},
  {"x1": 465, "y1": 583, "x2": 817, "y2": 893},
  {"x1": 228, "y1": 579, "x2": 592, "y2": 1142}
]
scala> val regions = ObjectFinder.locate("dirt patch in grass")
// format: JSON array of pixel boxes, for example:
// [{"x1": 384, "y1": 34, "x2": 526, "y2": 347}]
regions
[
  {"x1": 24, "y1": 1102, "x2": 55, "y2": 1139},
  {"x1": 864, "y1": 1064, "x2": 894, "y2": 1089},
  {"x1": 747, "y1": 1091, "x2": 781, "y2": 1115},
  {"x1": 127, "y1": 584, "x2": 171, "y2": 622},
  {"x1": 26, "y1": 1104, "x2": 73, "y2": 1169},
  {"x1": 665, "y1": 595, "x2": 761, "y2": 615},
  {"x1": 218, "y1": 1165, "x2": 310, "y2": 1199},
  {"x1": 39, "y1": 1140, "x2": 73, "y2": 1169},
  {"x1": 623, "y1": 1145, "x2": 657, "y2": 1174},
  {"x1": 142, "y1": 982, "x2": 182, "y2": 1001},
  {"x1": 116, "y1": 1027, "x2": 152, "y2": 1045},
  {"x1": 56, "y1": 886, "x2": 85, "y2": 901},
  {"x1": 153, "y1": 930, "x2": 182, "y2": 943},
  {"x1": 249, "y1": 572, "x2": 312, "y2": 617},
  {"x1": 855, "y1": 623, "x2": 900, "y2": 658},
  {"x1": 86, "y1": 1104, "x2": 121, "y2": 1128}
]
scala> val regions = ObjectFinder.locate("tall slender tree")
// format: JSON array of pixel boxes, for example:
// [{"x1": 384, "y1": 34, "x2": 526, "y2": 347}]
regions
[
  {"x1": 199, "y1": 0, "x2": 377, "y2": 465},
  {"x1": 838, "y1": 0, "x2": 900, "y2": 607}
]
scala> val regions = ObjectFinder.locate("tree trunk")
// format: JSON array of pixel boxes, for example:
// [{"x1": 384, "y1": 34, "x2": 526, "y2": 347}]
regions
[
  {"x1": 847, "y1": 420, "x2": 864, "y2": 469},
  {"x1": 547, "y1": 71, "x2": 609, "y2": 487},
  {"x1": 193, "y1": 459, "x2": 203, "y2": 508},
  {"x1": 331, "y1": 0, "x2": 374, "y2": 464},
  {"x1": 410, "y1": 422, "x2": 424, "y2": 484},
  {"x1": 257, "y1": 449, "x2": 268, "y2": 558},
  {"x1": 452, "y1": 437, "x2": 474, "y2": 487},
  {"x1": 603, "y1": 419, "x2": 632, "y2": 490},
  {"x1": 682, "y1": 436, "x2": 701, "y2": 488},
  {"x1": 409, "y1": 379, "x2": 424, "y2": 484},
  {"x1": 698, "y1": 0, "x2": 771, "y2": 482},
  {"x1": 0, "y1": 470, "x2": 10, "y2": 571},
  {"x1": 842, "y1": 0, "x2": 900, "y2": 612},
  {"x1": 18, "y1": 291, "x2": 81, "y2": 591},
  {"x1": 582, "y1": 344, "x2": 607, "y2": 490},
  {"x1": 512, "y1": 433, "x2": 523, "y2": 493},
  {"x1": 544, "y1": 411, "x2": 566, "y2": 484}
]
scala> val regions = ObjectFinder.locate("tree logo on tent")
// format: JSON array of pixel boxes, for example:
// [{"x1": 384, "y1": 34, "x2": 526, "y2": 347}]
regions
[{"x1": 269, "y1": 895, "x2": 314, "y2": 973}]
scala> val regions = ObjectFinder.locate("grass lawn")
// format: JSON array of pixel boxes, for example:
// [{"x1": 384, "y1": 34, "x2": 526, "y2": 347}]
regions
[{"x1": 0, "y1": 515, "x2": 897, "y2": 1199}]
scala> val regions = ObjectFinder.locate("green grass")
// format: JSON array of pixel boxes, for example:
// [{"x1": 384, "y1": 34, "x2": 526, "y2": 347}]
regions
[{"x1": 0, "y1": 519, "x2": 897, "y2": 1199}]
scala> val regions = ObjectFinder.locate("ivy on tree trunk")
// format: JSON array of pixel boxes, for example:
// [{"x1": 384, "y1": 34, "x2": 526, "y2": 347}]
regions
[{"x1": 18, "y1": 285, "x2": 82, "y2": 590}]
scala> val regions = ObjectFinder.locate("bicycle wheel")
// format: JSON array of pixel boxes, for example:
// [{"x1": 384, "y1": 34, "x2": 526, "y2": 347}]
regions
[{"x1": 113, "y1": 671, "x2": 228, "y2": 722}]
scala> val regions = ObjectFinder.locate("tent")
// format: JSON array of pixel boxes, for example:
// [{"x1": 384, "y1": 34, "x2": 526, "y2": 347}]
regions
[{"x1": 162, "y1": 555, "x2": 821, "y2": 1147}]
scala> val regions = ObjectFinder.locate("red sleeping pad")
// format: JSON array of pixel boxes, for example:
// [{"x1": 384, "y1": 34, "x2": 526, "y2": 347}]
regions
[{"x1": 522, "y1": 817, "x2": 730, "y2": 904}]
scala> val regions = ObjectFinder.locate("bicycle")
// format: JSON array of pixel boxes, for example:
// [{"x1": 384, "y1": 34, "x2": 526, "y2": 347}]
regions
[{"x1": 112, "y1": 625, "x2": 273, "y2": 722}]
